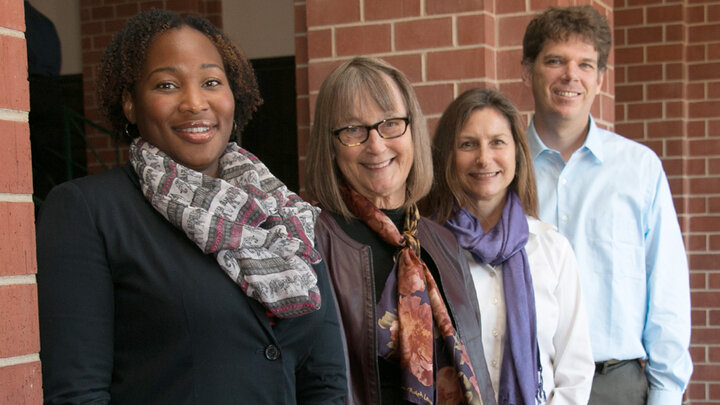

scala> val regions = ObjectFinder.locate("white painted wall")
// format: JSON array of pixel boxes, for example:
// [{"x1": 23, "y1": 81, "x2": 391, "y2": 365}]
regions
[
  {"x1": 27, "y1": 0, "x2": 82, "y2": 75},
  {"x1": 222, "y1": 0, "x2": 294, "y2": 59}
]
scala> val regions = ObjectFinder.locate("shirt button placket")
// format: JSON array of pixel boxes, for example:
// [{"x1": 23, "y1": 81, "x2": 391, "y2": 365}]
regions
[{"x1": 557, "y1": 175, "x2": 568, "y2": 231}]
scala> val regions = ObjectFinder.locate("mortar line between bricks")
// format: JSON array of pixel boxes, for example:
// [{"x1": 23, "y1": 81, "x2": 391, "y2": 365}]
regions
[
  {"x1": 0, "y1": 193, "x2": 33, "y2": 202},
  {"x1": 0, "y1": 353, "x2": 40, "y2": 368},
  {"x1": 0, "y1": 26, "x2": 24, "y2": 39},
  {"x1": 0, "y1": 274, "x2": 36, "y2": 286},
  {"x1": 0, "y1": 109, "x2": 29, "y2": 122}
]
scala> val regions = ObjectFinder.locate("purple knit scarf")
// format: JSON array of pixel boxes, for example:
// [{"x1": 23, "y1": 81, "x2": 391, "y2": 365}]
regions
[{"x1": 445, "y1": 191, "x2": 543, "y2": 405}]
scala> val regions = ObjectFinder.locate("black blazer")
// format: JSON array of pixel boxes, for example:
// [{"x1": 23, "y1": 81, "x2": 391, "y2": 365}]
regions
[{"x1": 37, "y1": 164, "x2": 347, "y2": 404}]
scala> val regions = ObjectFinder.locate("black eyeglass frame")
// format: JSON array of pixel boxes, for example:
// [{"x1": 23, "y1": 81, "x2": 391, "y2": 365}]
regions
[{"x1": 332, "y1": 117, "x2": 410, "y2": 147}]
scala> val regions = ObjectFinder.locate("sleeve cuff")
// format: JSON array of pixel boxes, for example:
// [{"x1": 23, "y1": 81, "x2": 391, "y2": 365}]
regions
[{"x1": 647, "y1": 388, "x2": 685, "y2": 405}]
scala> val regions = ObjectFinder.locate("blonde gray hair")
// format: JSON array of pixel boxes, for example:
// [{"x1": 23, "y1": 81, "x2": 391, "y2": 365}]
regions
[{"x1": 305, "y1": 57, "x2": 432, "y2": 219}]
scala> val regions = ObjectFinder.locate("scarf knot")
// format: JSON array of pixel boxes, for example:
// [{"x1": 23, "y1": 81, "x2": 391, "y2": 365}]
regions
[
  {"x1": 341, "y1": 186, "x2": 483, "y2": 405},
  {"x1": 130, "y1": 139, "x2": 322, "y2": 318},
  {"x1": 401, "y1": 204, "x2": 421, "y2": 257}
]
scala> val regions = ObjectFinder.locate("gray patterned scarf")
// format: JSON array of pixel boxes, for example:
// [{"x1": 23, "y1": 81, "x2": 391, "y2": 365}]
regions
[{"x1": 130, "y1": 139, "x2": 322, "y2": 318}]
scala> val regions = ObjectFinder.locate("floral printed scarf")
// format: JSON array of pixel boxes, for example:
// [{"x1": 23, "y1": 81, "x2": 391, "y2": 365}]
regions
[
  {"x1": 341, "y1": 186, "x2": 482, "y2": 405},
  {"x1": 130, "y1": 139, "x2": 322, "y2": 318}
]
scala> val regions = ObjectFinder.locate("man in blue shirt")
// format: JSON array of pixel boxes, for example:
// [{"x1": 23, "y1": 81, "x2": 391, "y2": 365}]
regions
[{"x1": 521, "y1": 6, "x2": 692, "y2": 404}]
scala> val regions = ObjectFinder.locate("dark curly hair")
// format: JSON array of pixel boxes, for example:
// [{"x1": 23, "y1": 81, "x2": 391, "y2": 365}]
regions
[
  {"x1": 522, "y1": 6, "x2": 612, "y2": 72},
  {"x1": 97, "y1": 9, "x2": 262, "y2": 140}
]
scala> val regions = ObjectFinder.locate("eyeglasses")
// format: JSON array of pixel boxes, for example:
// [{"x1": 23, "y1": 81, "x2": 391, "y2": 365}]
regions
[{"x1": 332, "y1": 117, "x2": 410, "y2": 147}]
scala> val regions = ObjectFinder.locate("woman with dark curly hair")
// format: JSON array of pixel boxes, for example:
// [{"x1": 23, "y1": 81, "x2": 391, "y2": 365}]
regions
[{"x1": 36, "y1": 9, "x2": 346, "y2": 404}]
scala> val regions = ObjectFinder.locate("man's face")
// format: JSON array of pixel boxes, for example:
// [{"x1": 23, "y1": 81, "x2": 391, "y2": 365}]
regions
[{"x1": 525, "y1": 35, "x2": 604, "y2": 126}]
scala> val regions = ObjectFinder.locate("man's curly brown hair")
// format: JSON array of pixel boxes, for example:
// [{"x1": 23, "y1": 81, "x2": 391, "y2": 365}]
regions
[
  {"x1": 522, "y1": 6, "x2": 611, "y2": 73},
  {"x1": 97, "y1": 9, "x2": 262, "y2": 140}
]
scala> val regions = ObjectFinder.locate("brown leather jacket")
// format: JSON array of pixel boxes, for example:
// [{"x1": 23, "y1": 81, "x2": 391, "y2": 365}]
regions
[{"x1": 315, "y1": 211, "x2": 497, "y2": 405}]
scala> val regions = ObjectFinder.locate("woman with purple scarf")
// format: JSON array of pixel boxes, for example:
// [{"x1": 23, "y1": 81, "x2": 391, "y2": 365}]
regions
[{"x1": 421, "y1": 88, "x2": 594, "y2": 405}]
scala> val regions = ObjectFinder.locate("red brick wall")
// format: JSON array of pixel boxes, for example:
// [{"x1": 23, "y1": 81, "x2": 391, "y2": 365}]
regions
[
  {"x1": 615, "y1": 0, "x2": 720, "y2": 403},
  {"x1": 0, "y1": 0, "x2": 712, "y2": 402},
  {"x1": 295, "y1": 0, "x2": 613, "y2": 195},
  {"x1": 0, "y1": 0, "x2": 42, "y2": 403},
  {"x1": 79, "y1": 0, "x2": 223, "y2": 174},
  {"x1": 299, "y1": 0, "x2": 716, "y2": 403}
]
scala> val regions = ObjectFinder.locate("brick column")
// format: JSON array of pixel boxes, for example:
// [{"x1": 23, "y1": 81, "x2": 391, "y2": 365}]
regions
[
  {"x1": 298, "y1": 0, "x2": 719, "y2": 403},
  {"x1": 79, "y1": 0, "x2": 223, "y2": 174},
  {"x1": 615, "y1": 1, "x2": 720, "y2": 403},
  {"x1": 0, "y1": 0, "x2": 42, "y2": 403},
  {"x1": 296, "y1": 0, "x2": 504, "y2": 179},
  {"x1": 296, "y1": 0, "x2": 614, "y2": 195}
]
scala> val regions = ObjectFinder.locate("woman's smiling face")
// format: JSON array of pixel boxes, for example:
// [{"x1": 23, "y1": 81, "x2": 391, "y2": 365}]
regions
[
  {"x1": 454, "y1": 107, "x2": 516, "y2": 218},
  {"x1": 332, "y1": 75, "x2": 414, "y2": 209},
  {"x1": 123, "y1": 26, "x2": 235, "y2": 177}
]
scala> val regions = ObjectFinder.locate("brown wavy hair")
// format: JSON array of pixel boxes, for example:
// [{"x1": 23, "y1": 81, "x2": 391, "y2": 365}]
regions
[
  {"x1": 97, "y1": 9, "x2": 262, "y2": 140},
  {"x1": 522, "y1": 5, "x2": 612, "y2": 72},
  {"x1": 420, "y1": 88, "x2": 538, "y2": 223}
]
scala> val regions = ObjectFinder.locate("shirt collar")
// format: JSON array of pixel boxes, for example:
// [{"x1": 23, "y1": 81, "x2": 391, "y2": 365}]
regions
[
  {"x1": 527, "y1": 115, "x2": 604, "y2": 163},
  {"x1": 526, "y1": 118, "x2": 546, "y2": 160}
]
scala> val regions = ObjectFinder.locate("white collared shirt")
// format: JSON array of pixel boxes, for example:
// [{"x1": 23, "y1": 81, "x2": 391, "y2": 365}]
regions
[{"x1": 467, "y1": 216, "x2": 594, "y2": 405}]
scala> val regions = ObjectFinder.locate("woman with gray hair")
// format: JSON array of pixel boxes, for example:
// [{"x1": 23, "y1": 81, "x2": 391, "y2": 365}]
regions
[{"x1": 305, "y1": 57, "x2": 496, "y2": 405}]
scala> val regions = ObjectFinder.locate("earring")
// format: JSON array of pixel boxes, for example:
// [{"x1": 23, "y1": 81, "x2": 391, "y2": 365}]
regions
[
  {"x1": 233, "y1": 121, "x2": 238, "y2": 133},
  {"x1": 124, "y1": 123, "x2": 131, "y2": 138}
]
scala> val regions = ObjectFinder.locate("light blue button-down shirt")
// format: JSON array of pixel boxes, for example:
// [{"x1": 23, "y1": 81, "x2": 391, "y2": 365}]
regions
[{"x1": 527, "y1": 116, "x2": 693, "y2": 405}]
